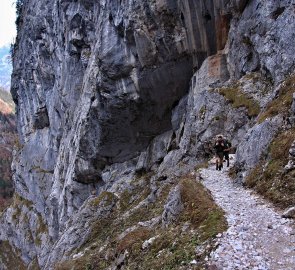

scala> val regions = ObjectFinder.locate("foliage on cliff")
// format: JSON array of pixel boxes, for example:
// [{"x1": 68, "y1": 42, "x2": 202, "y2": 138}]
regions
[
  {"x1": 245, "y1": 128, "x2": 295, "y2": 208},
  {"x1": 0, "y1": 88, "x2": 16, "y2": 212}
]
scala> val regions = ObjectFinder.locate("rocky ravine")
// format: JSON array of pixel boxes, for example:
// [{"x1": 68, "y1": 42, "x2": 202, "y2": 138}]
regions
[{"x1": 1, "y1": 0, "x2": 295, "y2": 269}]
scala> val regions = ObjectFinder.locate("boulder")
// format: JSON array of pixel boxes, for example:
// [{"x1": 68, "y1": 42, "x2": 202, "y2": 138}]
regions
[
  {"x1": 282, "y1": 207, "x2": 295, "y2": 219},
  {"x1": 162, "y1": 185, "x2": 183, "y2": 227}
]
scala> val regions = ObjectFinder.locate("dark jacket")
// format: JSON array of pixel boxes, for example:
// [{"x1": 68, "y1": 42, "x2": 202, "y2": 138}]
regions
[{"x1": 214, "y1": 141, "x2": 226, "y2": 153}]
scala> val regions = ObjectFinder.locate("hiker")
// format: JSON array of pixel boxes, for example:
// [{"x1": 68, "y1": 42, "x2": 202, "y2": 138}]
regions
[
  {"x1": 223, "y1": 137, "x2": 232, "y2": 167},
  {"x1": 214, "y1": 135, "x2": 226, "y2": 171}
]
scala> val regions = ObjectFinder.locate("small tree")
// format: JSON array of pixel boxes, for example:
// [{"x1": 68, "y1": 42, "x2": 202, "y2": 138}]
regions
[
  {"x1": 15, "y1": 0, "x2": 24, "y2": 31},
  {"x1": 15, "y1": 0, "x2": 24, "y2": 16}
]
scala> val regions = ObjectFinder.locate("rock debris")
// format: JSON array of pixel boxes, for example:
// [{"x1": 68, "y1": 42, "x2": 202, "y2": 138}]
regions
[{"x1": 200, "y1": 158, "x2": 295, "y2": 270}]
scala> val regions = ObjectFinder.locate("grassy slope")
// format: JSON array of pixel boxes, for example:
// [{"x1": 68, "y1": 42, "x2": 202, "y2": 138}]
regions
[
  {"x1": 55, "y1": 174, "x2": 227, "y2": 270},
  {"x1": 218, "y1": 85, "x2": 260, "y2": 118},
  {"x1": 245, "y1": 128, "x2": 295, "y2": 208},
  {"x1": 245, "y1": 74, "x2": 295, "y2": 208}
]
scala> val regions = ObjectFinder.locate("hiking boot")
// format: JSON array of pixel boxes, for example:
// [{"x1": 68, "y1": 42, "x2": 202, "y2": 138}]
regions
[
  {"x1": 218, "y1": 165, "x2": 222, "y2": 171},
  {"x1": 216, "y1": 164, "x2": 219, "y2": 170}
]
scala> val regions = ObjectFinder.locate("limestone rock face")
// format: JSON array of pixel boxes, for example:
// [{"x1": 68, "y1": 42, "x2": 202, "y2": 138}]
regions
[
  {"x1": 162, "y1": 185, "x2": 183, "y2": 227},
  {"x1": 1, "y1": 0, "x2": 295, "y2": 268},
  {"x1": 44, "y1": 192, "x2": 118, "y2": 268},
  {"x1": 5, "y1": 0, "x2": 242, "y2": 267},
  {"x1": 235, "y1": 117, "x2": 282, "y2": 172},
  {"x1": 228, "y1": 0, "x2": 295, "y2": 82},
  {"x1": 10, "y1": 0, "x2": 237, "y2": 232}
]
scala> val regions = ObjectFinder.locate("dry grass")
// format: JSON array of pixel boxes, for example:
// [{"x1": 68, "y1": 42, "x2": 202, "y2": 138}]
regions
[
  {"x1": 0, "y1": 241, "x2": 26, "y2": 270},
  {"x1": 14, "y1": 138, "x2": 24, "y2": 151},
  {"x1": 195, "y1": 161, "x2": 209, "y2": 171},
  {"x1": 179, "y1": 176, "x2": 227, "y2": 236},
  {"x1": 0, "y1": 197, "x2": 12, "y2": 213},
  {"x1": 89, "y1": 191, "x2": 117, "y2": 207},
  {"x1": 116, "y1": 228, "x2": 151, "y2": 254},
  {"x1": 245, "y1": 129, "x2": 295, "y2": 208},
  {"x1": 11, "y1": 194, "x2": 33, "y2": 221},
  {"x1": 258, "y1": 74, "x2": 295, "y2": 123},
  {"x1": 55, "y1": 174, "x2": 227, "y2": 270},
  {"x1": 35, "y1": 214, "x2": 48, "y2": 247},
  {"x1": 228, "y1": 167, "x2": 237, "y2": 179},
  {"x1": 219, "y1": 86, "x2": 260, "y2": 117},
  {"x1": 118, "y1": 174, "x2": 151, "y2": 212}
]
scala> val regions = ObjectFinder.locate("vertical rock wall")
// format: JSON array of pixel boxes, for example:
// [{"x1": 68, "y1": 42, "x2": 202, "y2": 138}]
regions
[{"x1": 3, "y1": 0, "x2": 243, "y2": 267}]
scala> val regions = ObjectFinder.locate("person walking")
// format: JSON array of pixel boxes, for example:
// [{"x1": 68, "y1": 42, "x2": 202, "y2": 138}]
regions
[
  {"x1": 223, "y1": 138, "x2": 232, "y2": 167},
  {"x1": 214, "y1": 135, "x2": 226, "y2": 171}
]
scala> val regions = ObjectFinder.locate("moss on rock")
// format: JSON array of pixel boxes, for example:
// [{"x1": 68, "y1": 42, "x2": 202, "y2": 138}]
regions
[
  {"x1": 116, "y1": 228, "x2": 151, "y2": 254},
  {"x1": 89, "y1": 191, "x2": 117, "y2": 208},
  {"x1": 258, "y1": 74, "x2": 295, "y2": 123},
  {"x1": 218, "y1": 86, "x2": 260, "y2": 117},
  {"x1": 0, "y1": 241, "x2": 26, "y2": 270}
]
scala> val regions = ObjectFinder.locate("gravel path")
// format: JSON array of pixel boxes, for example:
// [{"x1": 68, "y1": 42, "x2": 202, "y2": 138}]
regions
[{"x1": 199, "y1": 157, "x2": 295, "y2": 270}]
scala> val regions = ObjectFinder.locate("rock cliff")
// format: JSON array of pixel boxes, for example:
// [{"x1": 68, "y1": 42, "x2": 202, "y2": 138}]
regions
[{"x1": 1, "y1": 0, "x2": 295, "y2": 269}]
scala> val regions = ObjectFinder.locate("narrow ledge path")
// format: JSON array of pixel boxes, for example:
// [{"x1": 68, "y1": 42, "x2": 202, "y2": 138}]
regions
[{"x1": 199, "y1": 157, "x2": 295, "y2": 270}]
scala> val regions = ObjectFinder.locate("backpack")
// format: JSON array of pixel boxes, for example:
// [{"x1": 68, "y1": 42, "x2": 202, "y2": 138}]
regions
[{"x1": 224, "y1": 139, "x2": 232, "y2": 151}]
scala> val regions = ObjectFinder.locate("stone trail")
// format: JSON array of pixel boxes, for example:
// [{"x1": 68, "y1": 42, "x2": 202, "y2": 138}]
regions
[{"x1": 199, "y1": 156, "x2": 295, "y2": 270}]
